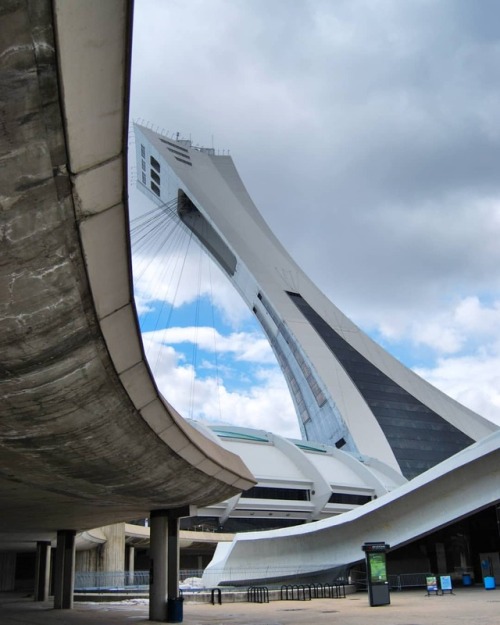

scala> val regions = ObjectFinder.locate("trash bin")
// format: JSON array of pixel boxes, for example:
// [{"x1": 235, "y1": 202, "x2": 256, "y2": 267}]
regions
[
  {"x1": 483, "y1": 576, "x2": 496, "y2": 590},
  {"x1": 462, "y1": 574, "x2": 472, "y2": 586},
  {"x1": 167, "y1": 596, "x2": 184, "y2": 623}
]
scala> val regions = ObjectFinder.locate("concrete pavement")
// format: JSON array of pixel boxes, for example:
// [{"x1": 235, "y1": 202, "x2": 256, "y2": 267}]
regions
[{"x1": 1, "y1": 587, "x2": 499, "y2": 625}]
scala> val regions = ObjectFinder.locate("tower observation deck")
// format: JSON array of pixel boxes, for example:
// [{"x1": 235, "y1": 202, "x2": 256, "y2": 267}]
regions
[{"x1": 134, "y1": 124, "x2": 498, "y2": 480}]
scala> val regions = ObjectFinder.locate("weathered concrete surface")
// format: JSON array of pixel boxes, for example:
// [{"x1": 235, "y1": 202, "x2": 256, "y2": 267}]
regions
[{"x1": 0, "y1": 0, "x2": 254, "y2": 547}]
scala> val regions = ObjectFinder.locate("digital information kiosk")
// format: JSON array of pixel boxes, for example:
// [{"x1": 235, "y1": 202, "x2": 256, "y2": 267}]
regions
[{"x1": 362, "y1": 542, "x2": 391, "y2": 606}]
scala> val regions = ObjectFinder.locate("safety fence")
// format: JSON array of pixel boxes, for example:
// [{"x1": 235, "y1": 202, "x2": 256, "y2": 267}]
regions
[
  {"x1": 351, "y1": 569, "x2": 433, "y2": 592},
  {"x1": 179, "y1": 569, "x2": 204, "y2": 582},
  {"x1": 388, "y1": 573, "x2": 433, "y2": 590},
  {"x1": 74, "y1": 570, "x2": 149, "y2": 591},
  {"x1": 75, "y1": 569, "x2": 210, "y2": 591},
  {"x1": 74, "y1": 570, "x2": 350, "y2": 599}
]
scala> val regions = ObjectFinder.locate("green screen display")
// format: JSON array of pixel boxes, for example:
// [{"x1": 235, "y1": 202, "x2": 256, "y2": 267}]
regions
[{"x1": 368, "y1": 552, "x2": 387, "y2": 583}]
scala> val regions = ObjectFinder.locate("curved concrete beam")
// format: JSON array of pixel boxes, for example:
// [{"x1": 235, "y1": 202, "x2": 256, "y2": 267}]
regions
[{"x1": 0, "y1": 0, "x2": 253, "y2": 541}]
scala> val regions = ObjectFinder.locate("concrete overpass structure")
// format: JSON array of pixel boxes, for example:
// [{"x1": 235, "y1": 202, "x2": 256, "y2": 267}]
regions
[
  {"x1": 0, "y1": 0, "x2": 254, "y2": 619},
  {"x1": 1, "y1": 0, "x2": 499, "y2": 618}
]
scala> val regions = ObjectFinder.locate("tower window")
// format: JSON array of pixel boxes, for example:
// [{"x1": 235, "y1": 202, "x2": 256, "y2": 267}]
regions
[
  {"x1": 150, "y1": 181, "x2": 160, "y2": 196},
  {"x1": 141, "y1": 144, "x2": 145, "y2": 158},
  {"x1": 150, "y1": 169, "x2": 160, "y2": 185},
  {"x1": 150, "y1": 156, "x2": 160, "y2": 172}
]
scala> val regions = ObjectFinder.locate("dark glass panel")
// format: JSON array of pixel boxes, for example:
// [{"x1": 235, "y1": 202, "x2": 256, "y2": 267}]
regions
[
  {"x1": 286, "y1": 292, "x2": 474, "y2": 479},
  {"x1": 242, "y1": 486, "x2": 310, "y2": 501},
  {"x1": 150, "y1": 155, "x2": 160, "y2": 172},
  {"x1": 329, "y1": 492, "x2": 372, "y2": 505}
]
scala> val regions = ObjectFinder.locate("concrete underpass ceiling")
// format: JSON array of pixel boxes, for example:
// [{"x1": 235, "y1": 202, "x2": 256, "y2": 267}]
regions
[{"x1": 0, "y1": 0, "x2": 254, "y2": 547}]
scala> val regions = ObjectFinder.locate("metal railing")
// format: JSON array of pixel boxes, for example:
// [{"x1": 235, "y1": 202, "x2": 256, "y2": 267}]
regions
[
  {"x1": 74, "y1": 569, "x2": 209, "y2": 591},
  {"x1": 180, "y1": 569, "x2": 204, "y2": 582},
  {"x1": 280, "y1": 581, "x2": 346, "y2": 601},
  {"x1": 247, "y1": 586, "x2": 269, "y2": 603},
  {"x1": 280, "y1": 584, "x2": 312, "y2": 601},
  {"x1": 388, "y1": 573, "x2": 433, "y2": 590},
  {"x1": 74, "y1": 568, "x2": 351, "y2": 594},
  {"x1": 74, "y1": 570, "x2": 150, "y2": 591}
]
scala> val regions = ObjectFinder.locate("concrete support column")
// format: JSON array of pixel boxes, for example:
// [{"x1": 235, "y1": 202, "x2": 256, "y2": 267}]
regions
[
  {"x1": 101, "y1": 523, "x2": 126, "y2": 573},
  {"x1": 53, "y1": 530, "x2": 76, "y2": 610},
  {"x1": 149, "y1": 511, "x2": 169, "y2": 622},
  {"x1": 0, "y1": 552, "x2": 16, "y2": 592},
  {"x1": 127, "y1": 545, "x2": 135, "y2": 585},
  {"x1": 167, "y1": 515, "x2": 181, "y2": 602},
  {"x1": 149, "y1": 507, "x2": 194, "y2": 622},
  {"x1": 34, "y1": 541, "x2": 51, "y2": 601}
]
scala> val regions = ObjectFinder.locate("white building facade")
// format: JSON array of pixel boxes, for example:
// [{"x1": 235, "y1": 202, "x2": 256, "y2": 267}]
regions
[{"x1": 188, "y1": 422, "x2": 406, "y2": 530}]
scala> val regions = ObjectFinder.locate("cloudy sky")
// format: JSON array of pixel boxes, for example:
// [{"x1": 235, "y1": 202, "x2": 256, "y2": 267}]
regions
[{"x1": 129, "y1": 0, "x2": 500, "y2": 436}]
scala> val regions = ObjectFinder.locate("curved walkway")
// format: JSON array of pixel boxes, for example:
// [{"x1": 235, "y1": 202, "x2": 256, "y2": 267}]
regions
[{"x1": 0, "y1": 0, "x2": 253, "y2": 549}]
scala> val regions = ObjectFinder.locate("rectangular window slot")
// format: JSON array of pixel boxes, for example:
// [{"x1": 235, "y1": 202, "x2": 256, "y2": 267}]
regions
[
  {"x1": 160, "y1": 137, "x2": 189, "y2": 153},
  {"x1": 168, "y1": 147, "x2": 191, "y2": 160},
  {"x1": 150, "y1": 181, "x2": 160, "y2": 196},
  {"x1": 328, "y1": 492, "x2": 372, "y2": 505},
  {"x1": 175, "y1": 156, "x2": 192, "y2": 166},
  {"x1": 150, "y1": 169, "x2": 160, "y2": 185},
  {"x1": 242, "y1": 486, "x2": 310, "y2": 501},
  {"x1": 150, "y1": 155, "x2": 160, "y2": 172}
]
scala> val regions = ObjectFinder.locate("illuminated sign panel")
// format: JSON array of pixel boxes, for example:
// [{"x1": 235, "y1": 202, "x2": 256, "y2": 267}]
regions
[{"x1": 368, "y1": 552, "x2": 387, "y2": 584}]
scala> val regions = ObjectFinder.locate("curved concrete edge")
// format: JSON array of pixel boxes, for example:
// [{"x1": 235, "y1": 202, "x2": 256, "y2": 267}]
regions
[
  {"x1": 75, "y1": 528, "x2": 107, "y2": 551},
  {"x1": 53, "y1": 0, "x2": 255, "y2": 494},
  {"x1": 202, "y1": 431, "x2": 500, "y2": 585},
  {"x1": 122, "y1": 523, "x2": 235, "y2": 549}
]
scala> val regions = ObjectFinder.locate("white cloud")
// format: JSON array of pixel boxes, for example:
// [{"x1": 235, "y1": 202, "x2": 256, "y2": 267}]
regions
[
  {"x1": 454, "y1": 296, "x2": 500, "y2": 337},
  {"x1": 143, "y1": 335, "x2": 300, "y2": 438},
  {"x1": 377, "y1": 296, "x2": 500, "y2": 355},
  {"x1": 379, "y1": 295, "x2": 500, "y2": 426},
  {"x1": 143, "y1": 326, "x2": 275, "y2": 364},
  {"x1": 415, "y1": 353, "x2": 500, "y2": 427}
]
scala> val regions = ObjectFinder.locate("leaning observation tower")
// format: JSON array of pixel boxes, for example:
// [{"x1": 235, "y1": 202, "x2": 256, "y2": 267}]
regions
[{"x1": 134, "y1": 124, "x2": 497, "y2": 480}]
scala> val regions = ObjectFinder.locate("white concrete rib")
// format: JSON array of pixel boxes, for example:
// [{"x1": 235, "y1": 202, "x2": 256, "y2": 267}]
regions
[{"x1": 53, "y1": 0, "x2": 255, "y2": 497}]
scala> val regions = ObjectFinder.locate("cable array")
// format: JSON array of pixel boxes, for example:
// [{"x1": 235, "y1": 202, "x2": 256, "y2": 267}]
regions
[{"x1": 130, "y1": 196, "x2": 222, "y2": 420}]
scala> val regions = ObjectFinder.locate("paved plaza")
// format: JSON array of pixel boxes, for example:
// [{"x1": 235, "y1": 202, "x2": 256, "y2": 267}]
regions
[{"x1": 1, "y1": 587, "x2": 499, "y2": 625}]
